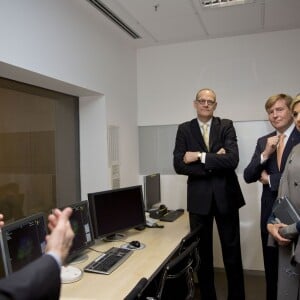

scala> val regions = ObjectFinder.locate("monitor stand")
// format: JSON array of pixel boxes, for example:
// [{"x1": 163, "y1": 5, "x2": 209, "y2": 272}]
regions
[
  {"x1": 61, "y1": 265, "x2": 83, "y2": 284},
  {"x1": 103, "y1": 233, "x2": 126, "y2": 242},
  {"x1": 69, "y1": 253, "x2": 89, "y2": 265}
]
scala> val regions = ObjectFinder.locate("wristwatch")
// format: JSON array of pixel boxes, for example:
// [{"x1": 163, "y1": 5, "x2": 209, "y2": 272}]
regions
[{"x1": 197, "y1": 152, "x2": 201, "y2": 161}]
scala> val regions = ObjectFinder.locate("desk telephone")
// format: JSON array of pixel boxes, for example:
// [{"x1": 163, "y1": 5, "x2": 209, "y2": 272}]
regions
[{"x1": 147, "y1": 205, "x2": 184, "y2": 224}]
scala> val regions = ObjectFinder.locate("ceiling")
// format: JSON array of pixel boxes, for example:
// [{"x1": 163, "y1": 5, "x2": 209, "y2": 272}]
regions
[{"x1": 88, "y1": 0, "x2": 300, "y2": 48}]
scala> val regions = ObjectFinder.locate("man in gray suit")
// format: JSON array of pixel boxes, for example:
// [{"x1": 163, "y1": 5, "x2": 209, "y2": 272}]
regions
[{"x1": 173, "y1": 88, "x2": 245, "y2": 300}]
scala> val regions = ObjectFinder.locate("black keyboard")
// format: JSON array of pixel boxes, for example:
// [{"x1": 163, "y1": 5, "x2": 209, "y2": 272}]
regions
[
  {"x1": 84, "y1": 247, "x2": 133, "y2": 275},
  {"x1": 160, "y1": 209, "x2": 184, "y2": 222}
]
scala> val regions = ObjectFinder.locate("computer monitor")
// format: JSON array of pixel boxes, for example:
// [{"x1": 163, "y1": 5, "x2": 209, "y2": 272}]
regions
[
  {"x1": 64, "y1": 200, "x2": 95, "y2": 263},
  {"x1": 0, "y1": 212, "x2": 47, "y2": 275},
  {"x1": 88, "y1": 185, "x2": 146, "y2": 240},
  {"x1": 143, "y1": 173, "x2": 161, "y2": 211}
]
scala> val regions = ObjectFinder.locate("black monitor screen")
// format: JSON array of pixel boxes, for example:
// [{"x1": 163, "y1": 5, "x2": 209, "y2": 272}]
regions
[
  {"x1": 144, "y1": 173, "x2": 161, "y2": 211},
  {"x1": 88, "y1": 185, "x2": 146, "y2": 240},
  {"x1": 0, "y1": 213, "x2": 47, "y2": 275},
  {"x1": 65, "y1": 200, "x2": 94, "y2": 263}
]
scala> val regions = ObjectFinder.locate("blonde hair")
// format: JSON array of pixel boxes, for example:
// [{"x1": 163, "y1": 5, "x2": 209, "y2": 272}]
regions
[
  {"x1": 265, "y1": 94, "x2": 293, "y2": 111},
  {"x1": 291, "y1": 93, "x2": 300, "y2": 111}
]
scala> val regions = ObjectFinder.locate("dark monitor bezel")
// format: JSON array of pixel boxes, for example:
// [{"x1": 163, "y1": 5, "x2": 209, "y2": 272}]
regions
[
  {"x1": 88, "y1": 185, "x2": 146, "y2": 240},
  {"x1": 143, "y1": 173, "x2": 161, "y2": 211},
  {"x1": 0, "y1": 212, "x2": 47, "y2": 276},
  {"x1": 64, "y1": 200, "x2": 95, "y2": 263}
]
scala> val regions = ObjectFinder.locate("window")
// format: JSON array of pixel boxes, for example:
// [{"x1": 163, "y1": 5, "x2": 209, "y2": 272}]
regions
[{"x1": 0, "y1": 77, "x2": 80, "y2": 223}]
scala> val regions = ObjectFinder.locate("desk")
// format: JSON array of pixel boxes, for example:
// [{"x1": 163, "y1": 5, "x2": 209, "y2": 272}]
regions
[{"x1": 60, "y1": 213, "x2": 189, "y2": 300}]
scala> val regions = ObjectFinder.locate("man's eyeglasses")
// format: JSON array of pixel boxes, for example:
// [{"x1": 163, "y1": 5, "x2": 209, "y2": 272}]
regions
[{"x1": 195, "y1": 99, "x2": 215, "y2": 106}]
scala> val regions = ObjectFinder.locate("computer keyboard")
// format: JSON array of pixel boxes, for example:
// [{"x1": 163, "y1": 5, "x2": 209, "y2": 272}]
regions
[
  {"x1": 160, "y1": 209, "x2": 184, "y2": 222},
  {"x1": 84, "y1": 247, "x2": 133, "y2": 275}
]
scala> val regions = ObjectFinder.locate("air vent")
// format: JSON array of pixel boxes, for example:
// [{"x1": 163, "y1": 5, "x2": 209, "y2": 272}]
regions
[
  {"x1": 201, "y1": 0, "x2": 255, "y2": 8},
  {"x1": 87, "y1": 0, "x2": 141, "y2": 39}
]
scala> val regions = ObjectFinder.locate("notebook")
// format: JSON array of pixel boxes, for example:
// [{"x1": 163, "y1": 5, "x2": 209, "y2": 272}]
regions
[{"x1": 273, "y1": 196, "x2": 300, "y2": 225}]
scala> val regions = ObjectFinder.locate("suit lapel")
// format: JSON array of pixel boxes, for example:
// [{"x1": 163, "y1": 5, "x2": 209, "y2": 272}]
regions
[
  {"x1": 209, "y1": 117, "x2": 220, "y2": 152},
  {"x1": 281, "y1": 126, "x2": 300, "y2": 168}
]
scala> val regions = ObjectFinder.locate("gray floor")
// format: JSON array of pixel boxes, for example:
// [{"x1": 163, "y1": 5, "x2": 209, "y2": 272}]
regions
[{"x1": 194, "y1": 269, "x2": 266, "y2": 300}]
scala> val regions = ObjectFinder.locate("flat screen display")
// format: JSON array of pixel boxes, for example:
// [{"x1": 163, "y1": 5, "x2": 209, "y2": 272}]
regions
[
  {"x1": 88, "y1": 185, "x2": 146, "y2": 240},
  {"x1": 0, "y1": 213, "x2": 47, "y2": 275},
  {"x1": 144, "y1": 173, "x2": 161, "y2": 211},
  {"x1": 65, "y1": 200, "x2": 94, "y2": 263}
]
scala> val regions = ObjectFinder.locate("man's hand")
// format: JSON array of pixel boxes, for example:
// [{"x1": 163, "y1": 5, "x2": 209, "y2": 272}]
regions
[
  {"x1": 262, "y1": 136, "x2": 279, "y2": 160},
  {"x1": 46, "y1": 207, "x2": 74, "y2": 265},
  {"x1": 183, "y1": 151, "x2": 199, "y2": 164},
  {"x1": 259, "y1": 170, "x2": 269, "y2": 185},
  {"x1": 216, "y1": 148, "x2": 226, "y2": 155}
]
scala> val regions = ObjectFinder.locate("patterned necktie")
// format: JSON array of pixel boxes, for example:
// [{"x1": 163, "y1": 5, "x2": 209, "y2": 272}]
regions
[
  {"x1": 201, "y1": 124, "x2": 209, "y2": 151},
  {"x1": 277, "y1": 134, "x2": 286, "y2": 169}
]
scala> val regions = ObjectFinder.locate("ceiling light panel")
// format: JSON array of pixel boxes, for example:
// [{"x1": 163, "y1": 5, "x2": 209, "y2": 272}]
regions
[{"x1": 201, "y1": 0, "x2": 255, "y2": 8}]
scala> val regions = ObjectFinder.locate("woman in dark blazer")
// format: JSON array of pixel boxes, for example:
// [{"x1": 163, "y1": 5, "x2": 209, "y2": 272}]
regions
[{"x1": 267, "y1": 95, "x2": 300, "y2": 300}]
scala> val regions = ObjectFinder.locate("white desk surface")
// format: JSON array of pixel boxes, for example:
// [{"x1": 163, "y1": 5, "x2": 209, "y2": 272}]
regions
[{"x1": 60, "y1": 213, "x2": 189, "y2": 300}]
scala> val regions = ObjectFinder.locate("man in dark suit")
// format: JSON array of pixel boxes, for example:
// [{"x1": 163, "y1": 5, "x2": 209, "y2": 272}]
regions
[
  {"x1": 173, "y1": 88, "x2": 245, "y2": 300},
  {"x1": 0, "y1": 208, "x2": 74, "y2": 300},
  {"x1": 244, "y1": 94, "x2": 300, "y2": 300}
]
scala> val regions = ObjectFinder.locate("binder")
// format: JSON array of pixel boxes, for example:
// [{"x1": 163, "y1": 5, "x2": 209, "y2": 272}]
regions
[{"x1": 273, "y1": 196, "x2": 300, "y2": 225}]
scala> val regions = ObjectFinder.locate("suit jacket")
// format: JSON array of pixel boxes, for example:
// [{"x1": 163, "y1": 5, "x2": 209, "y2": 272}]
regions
[
  {"x1": 0, "y1": 255, "x2": 61, "y2": 300},
  {"x1": 276, "y1": 144, "x2": 300, "y2": 300},
  {"x1": 278, "y1": 143, "x2": 300, "y2": 207},
  {"x1": 243, "y1": 126, "x2": 300, "y2": 232},
  {"x1": 173, "y1": 117, "x2": 245, "y2": 215}
]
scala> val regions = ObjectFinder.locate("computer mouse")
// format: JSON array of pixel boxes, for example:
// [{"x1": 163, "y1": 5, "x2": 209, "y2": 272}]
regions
[{"x1": 129, "y1": 240, "x2": 141, "y2": 248}]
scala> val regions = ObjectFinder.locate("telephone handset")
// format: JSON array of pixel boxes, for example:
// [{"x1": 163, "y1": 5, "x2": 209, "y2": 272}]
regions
[{"x1": 149, "y1": 204, "x2": 168, "y2": 219}]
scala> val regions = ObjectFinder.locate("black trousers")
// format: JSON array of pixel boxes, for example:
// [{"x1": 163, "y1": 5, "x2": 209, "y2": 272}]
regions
[
  {"x1": 189, "y1": 209, "x2": 245, "y2": 300},
  {"x1": 261, "y1": 230, "x2": 278, "y2": 300}
]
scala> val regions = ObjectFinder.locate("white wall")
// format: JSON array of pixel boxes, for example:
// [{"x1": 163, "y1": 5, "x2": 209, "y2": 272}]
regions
[
  {"x1": 0, "y1": 0, "x2": 139, "y2": 199},
  {"x1": 137, "y1": 29, "x2": 300, "y2": 270},
  {"x1": 137, "y1": 29, "x2": 300, "y2": 125}
]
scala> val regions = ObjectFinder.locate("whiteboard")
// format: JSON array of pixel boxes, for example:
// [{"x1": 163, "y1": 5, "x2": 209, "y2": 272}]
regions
[{"x1": 139, "y1": 120, "x2": 274, "y2": 175}]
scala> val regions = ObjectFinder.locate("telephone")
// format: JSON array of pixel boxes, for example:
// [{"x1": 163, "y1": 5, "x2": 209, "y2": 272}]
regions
[
  {"x1": 146, "y1": 216, "x2": 157, "y2": 227},
  {"x1": 149, "y1": 204, "x2": 168, "y2": 219},
  {"x1": 145, "y1": 214, "x2": 164, "y2": 228},
  {"x1": 145, "y1": 211, "x2": 164, "y2": 228}
]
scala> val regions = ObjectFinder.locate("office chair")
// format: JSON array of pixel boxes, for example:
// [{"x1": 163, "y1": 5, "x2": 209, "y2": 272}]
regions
[
  {"x1": 124, "y1": 277, "x2": 148, "y2": 300},
  {"x1": 149, "y1": 240, "x2": 199, "y2": 300},
  {"x1": 178, "y1": 225, "x2": 201, "y2": 272},
  {"x1": 179, "y1": 225, "x2": 201, "y2": 251}
]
